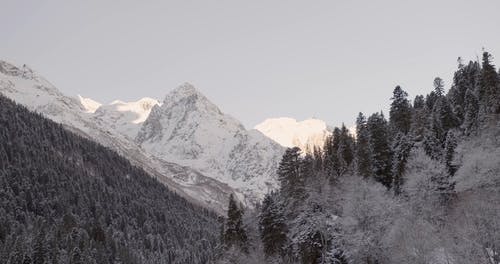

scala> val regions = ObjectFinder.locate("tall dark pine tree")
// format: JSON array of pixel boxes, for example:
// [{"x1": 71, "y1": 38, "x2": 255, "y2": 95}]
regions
[
  {"x1": 410, "y1": 95, "x2": 428, "y2": 141},
  {"x1": 323, "y1": 128, "x2": 341, "y2": 178},
  {"x1": 478, "y1": 51, "x2": 500, "y2": 115},
  {"x1": 448, "y1": 60, "x2": 480, "y2": 123},
  {"x1": 259, "y1": 193, "x2": 287, "y2": 258},
  {"x1": 223, "y1": 194, "x2": 248, "y2": 253},
  {"x1": 277, "y1": 147, "x2": 304, "y2": 201},
  {"x1": 389, "y1": 86, "x2": 412, "y2": 135},
  {"x1": 367, "y1": 112, "x2": 393, "y2": 188},
  {"x1": 433, "y1": 77, "x2": 445, "y2": 97},
  {"x1": 355, "y1": 113, "x2": 372, "y2": 178},
  {"x1": 463, "y1": 88, "x2": 479, "y2": 135}
]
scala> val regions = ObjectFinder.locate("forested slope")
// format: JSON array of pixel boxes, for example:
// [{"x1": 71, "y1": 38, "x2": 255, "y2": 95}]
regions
[
  {"x1": 0, "y1": 95, "x2": 219, "y2": 264},
  {"x1": 217, "y1": 52, "x2": 500, "y2": 264}
]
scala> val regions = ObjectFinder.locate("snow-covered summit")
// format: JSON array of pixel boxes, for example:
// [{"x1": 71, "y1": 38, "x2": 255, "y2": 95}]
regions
[
  {"x1": 255, "y1": 117, "x2": 332, "y2": 152},
  {"x1": 92, "y1": 97, "x2": 160, "y2": 139},
  {"x1": 78, "y1": 95, "x2": 102, "y2": 113},
  {"x1": 137, "y1": 83, "x2": 285, "y2": 205}
]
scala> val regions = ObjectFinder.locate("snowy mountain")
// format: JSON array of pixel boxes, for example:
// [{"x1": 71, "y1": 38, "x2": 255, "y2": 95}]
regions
[
  {"x1": 137, "y1": 83, "x2": 285, "y2": 205},
  {"x1": 92, "y1": 97, "x2": 159, "y2": 139},
  {"x1": 0, "y1": 60, "x2": 238, "y2": 212},
  {"x1": 0, "y1": 60, "x2": 285, "y2": 210},
  {"x1": 78, "y1": 95, "x2": 102, "y2": 113},
  {"x1": 255, "y1": 117, "x2": 332, "y2": 152}
]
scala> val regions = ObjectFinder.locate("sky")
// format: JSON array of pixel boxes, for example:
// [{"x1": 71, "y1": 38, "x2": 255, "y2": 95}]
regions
[{"x1": 2, "y1": 0, "x2": 500, "y2": 128}]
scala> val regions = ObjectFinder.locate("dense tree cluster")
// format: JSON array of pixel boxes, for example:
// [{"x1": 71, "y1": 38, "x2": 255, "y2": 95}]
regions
[
  {"x1": 0, "y1": 96, "x2": 219, "y2": 264},
  {"x1": 221, "y1": 51, "x2": 500, "y2": 263}
]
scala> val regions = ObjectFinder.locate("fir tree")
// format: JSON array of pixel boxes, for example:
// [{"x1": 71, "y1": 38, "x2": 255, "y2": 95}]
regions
[
  {"x1": 410, "y1": 95, "x2": 428, "y2": 141},
  {"x1": 391, "y1": 133, "x2": 413, "y2": 195},
  {"x1": 478, "y1": 51, "x2": 500, "y2": 115},
  {"x1": 259, "y1": 193, "x2": 287, "y2": 258},
  {"x1": 463, "y1": 88, "x2": 479, "y2": 135},
  {"x1": 433, "y1": 77, "x2": 445, "y2": 97},
  {"x1": 277, "y1": 147, "x2": 304, "y2": 200},
  {"x1": 223, "y1": 194, "x2": 248, "y2": 253},
  {"x1": 389, "y1": 86, "x2": 412, "y2": 134},
  {"x1": 367, "y1": 112, "x2": 393, "y2": 188},
  {"x1": 355, "y1": 113, "x2": 372, "y2": 178}
]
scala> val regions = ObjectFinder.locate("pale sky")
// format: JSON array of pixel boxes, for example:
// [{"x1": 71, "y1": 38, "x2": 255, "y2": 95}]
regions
[{"x1": 2, "y1": 0, "x2": 500, "y2": 128}]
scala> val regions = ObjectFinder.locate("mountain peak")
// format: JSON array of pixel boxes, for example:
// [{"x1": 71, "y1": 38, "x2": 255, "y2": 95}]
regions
[
  {"x1": 255, "y1": 117, "x2": 332, "y2": 151},
  {"x1": 164, "y1": 82, "x2": 202, "y2": 102},
  {"x1": 77, "y1": 95, "x2": 102, "y2": 113},
  {"x1": 160, "y1": 82, "x2": 221, "y2": 116}
]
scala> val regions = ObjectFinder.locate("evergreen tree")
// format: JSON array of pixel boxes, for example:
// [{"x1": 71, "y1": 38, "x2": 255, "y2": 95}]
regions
[
  {"x1": 389, "y1": 86, "x2": 412, "y2": 134},
  {"x1": 478, "y1": 51, "x2": 500, "y2": 115},
  {"x1": 431, "y1": 96, "x2": 459, "y2": 143},
  {"x1": 258, "y1": 193, "x2": 287, "y2": 258},
  {"x1": 324, "y1": 125, "x2": 354, "y2": 178},
  {"x1": 367, "y1": 112, "x2": 393, "y2": 188},
  {"x1": 277, "y1": 147, "x2": 304, "y2": 200},
  {"x1": 410, "y1": 95, "x2": 428, "y2": 141},
  {"x1": 355, "y1": 113, "x2": 372, "y2": 178},
  {"x1": 223, "y1": 194, "x2": 248, "y2": 253},
  {"x1": 391, "y1": 133, "x2": 413, "y2": 195},
  {"x1": 433, "y1": 77, "x2": 445, "y2": 97},
  {"x1": 463, "y1": 88, "x2": 479, "y2": 135},
  {"x1": 448, "y1": 60, "x2": 480, "y2": 123}
]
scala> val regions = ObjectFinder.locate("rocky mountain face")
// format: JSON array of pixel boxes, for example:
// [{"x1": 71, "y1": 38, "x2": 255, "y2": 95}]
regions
[
  {"x1": 136, "y1": 83, "x2": 285, "y2": 205},
  {"x1": 91, "y1": 97, "x2": 159, "y2": 139},
  {"x1": 0, "y1": 60, "x2": 285, "y2": 210},
  {"x1": 255, "y1": 117, "x2": 332, "y2": 152},
  {"x1": 0, "y1": 60, "x2": 235, "y2": 212}
]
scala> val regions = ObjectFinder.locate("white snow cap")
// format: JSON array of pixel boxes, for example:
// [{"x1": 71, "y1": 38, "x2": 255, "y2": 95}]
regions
[
  {"x1": 255, "y1": 117, "x2": 332, "y2": 151},
  {"x1": 78, "y1": 95, "x2": 102, "y2": 113}
]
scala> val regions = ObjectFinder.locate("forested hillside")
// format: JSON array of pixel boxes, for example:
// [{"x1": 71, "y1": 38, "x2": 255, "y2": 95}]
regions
[
  {"x1": 0, "y1": 95, "x2": 219, "y2": 264},
  {"x1": 218, "y1": 52, "x2": 500, "y2": 264}
]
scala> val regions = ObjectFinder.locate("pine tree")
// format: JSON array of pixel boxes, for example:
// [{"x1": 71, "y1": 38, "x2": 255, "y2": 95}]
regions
[
  {"x1": 391, "y1": 133, "x2": 413, "y2": 195},
  {"x1": 431, "y1": 96, "x2": 459, "y2": 144},
  {"x1": 223, "y1": 194, "x2": 248, "y2": 253},
  {"x1": 463, "y1": 88, "x2": 479, "y2": 135},
  {"x1": 367, "y1": 112, "x2": 393, "y2": 188},
  {"x1": 277, "y1": 147, "x2": 304, "y2": 200},
  {"x1": 410, "y1": 95, "x2": 428, "y2": 141},
  {"x1": 355, "y1": 113, "x2": 372, "y2": 178},
  {"x1": 259, "y1": 193, "x2": 287, "y2": 258},
  {"x1": 478, "y1": 51, "x2": 500, "y2": 115},
  {"x1": 324, "y1": 125, "x2": 354, "y2": 178},
  {"x1": 433, "y1": 77, "x2": 445, "y2": 97},
  {"x1": 389, "y1": 86, "x2": 412, "y2": 134}
]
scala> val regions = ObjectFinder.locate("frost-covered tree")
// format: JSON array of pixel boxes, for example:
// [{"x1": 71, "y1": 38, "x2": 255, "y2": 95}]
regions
[
  {"x1": 462, "y1": 87, "x2": 479, "y2": 135},
  {"x1": 391, "y1": 133, "x2": 413, "y2": 195},
  {"x1": 258, "y1": 193, "x2": 287, "y2": 258}
]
